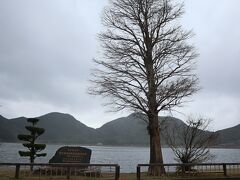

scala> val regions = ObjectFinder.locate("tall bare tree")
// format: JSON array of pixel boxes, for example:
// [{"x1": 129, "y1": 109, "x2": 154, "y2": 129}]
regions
[
  {"x1": 90, "y1": 0, "x2": 199, "y2": 175},
  {"x1": 165, "y1": 116, "x2": 217, "y2": 171}
]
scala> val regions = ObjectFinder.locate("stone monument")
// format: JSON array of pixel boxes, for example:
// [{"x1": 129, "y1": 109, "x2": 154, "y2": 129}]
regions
[{"x1": 49, "y1": 146, "x2": 91, "y2": 163}]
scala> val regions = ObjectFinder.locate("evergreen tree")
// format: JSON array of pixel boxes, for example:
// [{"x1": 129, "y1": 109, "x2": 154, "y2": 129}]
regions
[{"x1": 18, "y1": 118, "x2": 46, "y2": 171}]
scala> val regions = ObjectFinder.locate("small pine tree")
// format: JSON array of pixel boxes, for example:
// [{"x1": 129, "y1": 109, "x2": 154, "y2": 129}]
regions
[{"x1": 18, "y1": 118, "x2": 46, "y2": 171}]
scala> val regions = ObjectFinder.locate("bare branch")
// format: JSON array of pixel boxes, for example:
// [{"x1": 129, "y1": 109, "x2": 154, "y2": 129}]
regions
[
  {"x1": 164, "y1": 116, "x2": 217, "y2": 169},
  {"x1": 90, "y1": 0, "x2": 198, "y2": 116}
]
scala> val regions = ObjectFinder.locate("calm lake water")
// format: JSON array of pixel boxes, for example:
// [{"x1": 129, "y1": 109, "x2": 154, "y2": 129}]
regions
[{"x1": 0, "y1": 143, "x2": 240, "y2": 173}]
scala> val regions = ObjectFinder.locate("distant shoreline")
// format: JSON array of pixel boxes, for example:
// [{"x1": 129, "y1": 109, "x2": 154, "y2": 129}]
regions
[{"x1": 1, "y1": 142, "x2": 240, "y2": 149}]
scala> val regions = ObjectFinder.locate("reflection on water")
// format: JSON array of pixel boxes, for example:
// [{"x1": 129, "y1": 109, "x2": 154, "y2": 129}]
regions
[{"x1": 0, "y1": 143, "x2": 239, "y2": 173}]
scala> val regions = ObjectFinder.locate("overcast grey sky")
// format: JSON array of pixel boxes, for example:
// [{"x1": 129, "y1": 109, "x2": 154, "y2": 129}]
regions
[{"x1": 0, "y1": 0, "x2": 239, "y2": 130}]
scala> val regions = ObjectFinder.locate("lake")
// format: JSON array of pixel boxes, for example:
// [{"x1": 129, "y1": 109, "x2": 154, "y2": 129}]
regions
[{"x1": 0, "y1": 143, "x2": 240, "y2": 173}]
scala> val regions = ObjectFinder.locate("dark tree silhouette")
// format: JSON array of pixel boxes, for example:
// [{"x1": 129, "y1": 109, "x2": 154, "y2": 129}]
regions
[
  {"x1": 90, "y1": 0, "x2": 199, "y2": 175},
  {"x1": 165, "y1": 116, "x2": 217, "y2": 171},
  {"x1": 18, "y1": 118, "x2": 46, "y2": 171}
]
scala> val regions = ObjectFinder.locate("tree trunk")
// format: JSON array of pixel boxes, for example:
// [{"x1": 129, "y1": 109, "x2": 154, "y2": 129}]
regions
[
  {"x1": 30, "y1": 156, "x2": 34, "y2": 172},
  {"x1": 148, "y1": 113, "x2": 165, "y2": 176},
  {"x1": 30, "y1": 138, "x2": 35, "y2": 172}
]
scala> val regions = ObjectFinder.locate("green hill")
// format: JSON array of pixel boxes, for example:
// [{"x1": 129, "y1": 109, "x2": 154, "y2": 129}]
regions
[
  {"x1": 0, "y1": 112, "x2": 239, "y2": 147},
  {"x1": 216, "y1": 124, "x2": 240, "y2": 148}
]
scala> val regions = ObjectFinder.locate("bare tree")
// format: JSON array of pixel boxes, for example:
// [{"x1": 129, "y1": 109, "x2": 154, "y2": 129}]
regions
[
  {"x1": 165, "y1": 116, "x2": 217, "y2": 171},
  {"x1": 89, "y1": 0, "x2": 199, "y2": 175}
]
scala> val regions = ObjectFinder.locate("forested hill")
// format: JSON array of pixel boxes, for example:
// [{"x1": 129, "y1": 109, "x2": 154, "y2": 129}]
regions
[
  {"x1": 215, "y1": 124, "x2": 240, "y2": 147},
  {"x1": 0, "y1": 112, "x2": 239, "y2": 147},
  {"x1": 0, "y1": 113, "x2": 96, "y2": 144}
]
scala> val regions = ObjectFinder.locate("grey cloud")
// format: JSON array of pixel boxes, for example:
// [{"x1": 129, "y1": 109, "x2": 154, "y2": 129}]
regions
[
  {"x1": 0, "y1": 0, "x2": 239, "y2": 129},
  {"x1": 0, "y1": 0, "x2": 107, "y2": 108},
  {"x1": 184, "y1": 0, "x2": 240, "y2": 96}
]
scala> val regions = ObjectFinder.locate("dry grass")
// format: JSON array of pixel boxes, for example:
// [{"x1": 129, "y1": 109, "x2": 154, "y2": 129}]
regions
[{"x1": 0, "y1": 169, "x2": 240, "y2": 180}]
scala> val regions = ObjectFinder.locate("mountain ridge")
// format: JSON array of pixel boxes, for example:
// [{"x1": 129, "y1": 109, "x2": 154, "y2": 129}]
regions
[{"x1": 0, "y1": 112, "x2": 239, "y2": 148}]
